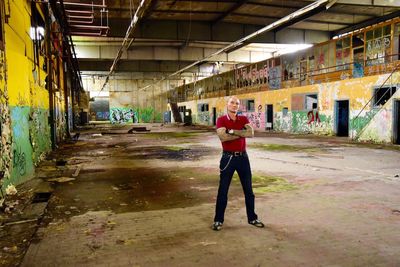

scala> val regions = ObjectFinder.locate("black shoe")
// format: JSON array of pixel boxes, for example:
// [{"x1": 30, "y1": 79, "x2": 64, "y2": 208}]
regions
[
  {"x1": 249, "y1": 219, "x2": 264, "y2": 228},
  {"x1": 212, "y1": 221, "x2": 223, "y2": 231}
]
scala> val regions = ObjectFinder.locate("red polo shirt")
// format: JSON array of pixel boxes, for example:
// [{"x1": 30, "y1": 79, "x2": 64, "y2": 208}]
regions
[{"x1": 216, "y1": 114, "x2": 249, "y2": 152}]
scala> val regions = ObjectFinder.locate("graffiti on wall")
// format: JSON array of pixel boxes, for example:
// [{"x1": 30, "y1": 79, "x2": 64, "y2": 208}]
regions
[
  {"x1": 90, "y1": 99, "x2": 110, "y2": 121},
  {"x1": 29, "y1": 108, "x2": 50, "y2": 165},
  {"x1": 291, "y1": 111, "x2": 333, "y2": 134},
  {"x1": 236, "y1": 64, "x2": 269, "y2": 84},
  {"x1": 110, "y1": 107, "x2": 135, "y2": 124},
  {"x1": 110, "y1": 107, "x2": 163, "y2": 124},
  {"x1": 243, "y1": 105, "x2": 265, "y2": 129},
  {"x1": 274, "y1": 112, "x2": 292, "y2": 132},
  {"x1": 10, "y1": 107, "x2": 34, "y2": 183},
  {"x1": 138, "y1": 107, "x2": 154, "y2": 123},
  {"x1": 350, "y1": 109, "x2": 378, "y2": 136},
  {"x1": 96, "y1": 111, "x2": 110, "y2": 120},
  {"x1": 0, "y1": 51, "x2": 13, "y2": 181},
  {"x1": 307, "y1": 110, "x2": 321, "y2": 125},
  {"x1": 13, "y1": 145, "x2": 26, "y2": 176},
  {"x1": 269, "y1": 66, "x2": 281, "y2": 89},
  {"x1": 197, "y1": 112, "x2": 210, "y2": 124}
]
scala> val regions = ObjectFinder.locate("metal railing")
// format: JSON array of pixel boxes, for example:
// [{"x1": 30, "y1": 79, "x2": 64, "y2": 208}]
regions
[
  {"x1": 350, "y1": 59, "x2": 400, "y2": 140},
  {"x1": 174, "y1": 53, "x2": 400, "y2": 102}
]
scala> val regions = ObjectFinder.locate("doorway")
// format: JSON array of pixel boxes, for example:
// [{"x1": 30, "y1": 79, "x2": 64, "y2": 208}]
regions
[
  {"x1": 266, "y1": 104, "x2": 273, "y2": 130},
  {"x1": 336, "y1": 100, "x2": 349, "y2": 137},
  {"x1": 212, "y1": 107, "x2": 217, "y2": 126},
  {"x1": 393, "y1": 100, "x2": 400, "y2": 144}
]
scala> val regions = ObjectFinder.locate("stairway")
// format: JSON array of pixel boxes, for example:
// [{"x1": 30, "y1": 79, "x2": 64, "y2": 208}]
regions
[{"x1": 351, "y1": 62, "x2": 400, "y2": 140}]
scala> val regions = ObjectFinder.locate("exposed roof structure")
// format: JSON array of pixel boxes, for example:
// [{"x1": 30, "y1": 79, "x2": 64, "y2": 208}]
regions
[{"x1": 67, "y1": 0, "x2": 400, "y2": 74}]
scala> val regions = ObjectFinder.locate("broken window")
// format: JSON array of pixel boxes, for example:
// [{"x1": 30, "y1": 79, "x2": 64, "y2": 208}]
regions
[
  {"x1": 282, "y1": 107, "x2": 288, "y2": 117},
  {"x1": 197, "y1": 103, "x2": 209, "y2": 112},
  {"x1": 373, "y1": 86, "x2": 397, "y2": 107},
  {"x1": 305, "y1": 94, "x2": 318, "y2": 110},
  {"x1": 247, "y1": 100, "x2": 255, "y2": 112},
  {"x1": 240, "y1": 99, "x2": 255, "y2": 112},
  {"x1": 336, "y1": 37, "x2": 351, "y2": 70},
  {"x1": 366, "y1": 24, "x2": 392, "y2": 66},
  {"x1": 31, "y1": 3, "x2": 46, "y2": 70}
]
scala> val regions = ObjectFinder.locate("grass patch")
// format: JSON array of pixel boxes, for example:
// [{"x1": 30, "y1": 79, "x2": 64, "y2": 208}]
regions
[
  {"x1": 250, "y1": 143, "x2": 321, "y2": 152},
  {"x1": 142, "y1": 132, "x2": 201, "y2": 139},
  {"x1": 233, "y1": 173, "x2": 297, "y2": 193},
  {"x1": 163, "y1": 146, "x2": 186, "y2": 151}
]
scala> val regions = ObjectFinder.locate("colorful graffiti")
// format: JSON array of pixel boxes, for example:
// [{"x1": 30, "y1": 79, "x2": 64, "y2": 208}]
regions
[
  {"x1": 138, "y1": 107, "x2": 154, "y2": 123},
  {"x1": 274, "y1": 112, "x2": 292, "y2": 132},
  {"x1": 10, "y1": 107, "x2": 34, "y2": 184},
  {"x1": 110, "y1": 107, "x2": 163, "y2": 123},
  {"x1": 244, "y1": 105, "x2": 265, "y2": 129},
  {"x1": 29, "y1": 108, "x2": 51, "y2": 165},
  {"x1": 0, "y1": 52, "x2": 13, "y2": 182},
  {"x1": 96, "y1": 111, "x2": 110, "y2": 120},
  {"x1": 197, "y1": 112, "x2": 210, "y2": 124},
  {"x1": 269, "y1": 66, "x2": 281, "y2": 89},
  {"x1": 110, "y1": 107, "x2": 135, "y2": 124},
  {"x1": 350, "y1": 109, "x2": 378, "y2": 135},
  {"x1": 307, "y1": 110, "x2": 321, "y2": 125}
]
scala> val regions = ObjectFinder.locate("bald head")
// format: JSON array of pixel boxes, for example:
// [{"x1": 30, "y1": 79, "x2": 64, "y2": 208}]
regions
[
  {"x1": 228, "y1": 96, "x2": 240, "y2": 104},
  {"x1": 227, "y1": 96, "x2": 240, "y2": 114}
]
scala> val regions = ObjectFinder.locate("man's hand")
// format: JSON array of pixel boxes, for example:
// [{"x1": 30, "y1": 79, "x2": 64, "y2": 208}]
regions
[
  {"x1": 217, "y1": 127, "x2": 240, "y2": 142},
  {"x1": 231, "y1": 124, "x2": 254, "y2": 138}
]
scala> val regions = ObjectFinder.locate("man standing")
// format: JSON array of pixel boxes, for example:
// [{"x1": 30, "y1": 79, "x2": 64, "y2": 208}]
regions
[{"x1": 212, "y1": 96, "x2": 264, "y2": 231}]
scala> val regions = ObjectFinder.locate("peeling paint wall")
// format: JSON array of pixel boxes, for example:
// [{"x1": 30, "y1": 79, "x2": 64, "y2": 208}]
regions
[
  {"x1": 0, "y1": 1, "x2": 71, "y2": 187},
  {"x1": 0, "y1": 47, "x2": 13, "y2": 182},
  {"x1": 179, "y1": 72, "x2": 400, "y2": 143},
  {"x1": 2, "y1": 1, "x2": 52, "y2": 186}
]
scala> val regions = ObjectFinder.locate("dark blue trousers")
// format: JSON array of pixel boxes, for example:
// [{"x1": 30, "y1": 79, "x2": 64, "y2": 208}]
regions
[{"x1": 214, "y1": 153, "x2": 258, "y2": 223}]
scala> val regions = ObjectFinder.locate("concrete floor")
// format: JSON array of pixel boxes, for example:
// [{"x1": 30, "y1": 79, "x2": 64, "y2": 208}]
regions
[{"x1": 16, "y1": 124, "x2": 400, "y2": 266}]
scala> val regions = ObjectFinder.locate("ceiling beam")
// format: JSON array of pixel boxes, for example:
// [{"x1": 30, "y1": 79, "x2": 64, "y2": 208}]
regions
[
  {"x1": 300, "y1": 0, "x2": 400, "y2": 8},
  {"x1": 334, "y1": 10, "x2": 400, "y2": 36},
  {"x1": 213, "y1": 0, "x2": 249, "y2": 24},
  {"x1": 151, "y1": 9, "x2": 222, "y2": 15},
  {"x1": 245, "y1": 1, "x2": 375, "y2": 17},
  {"x1": 271, "y1": 3, "x2": 330, "y2": 33},
  {"x1": 232, "y1": 12, "x2": 351, "y2": 26}
]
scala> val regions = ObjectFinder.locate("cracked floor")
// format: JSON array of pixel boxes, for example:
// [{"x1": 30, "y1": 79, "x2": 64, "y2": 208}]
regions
[{"x1": 3, "y1": 123, "x2": 400, "y2": 266}]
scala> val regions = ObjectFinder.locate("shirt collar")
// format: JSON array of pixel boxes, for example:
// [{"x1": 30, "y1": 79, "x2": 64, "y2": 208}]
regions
[{"x1": 226, "y1": 114, "x2": 238, "y2": 121}]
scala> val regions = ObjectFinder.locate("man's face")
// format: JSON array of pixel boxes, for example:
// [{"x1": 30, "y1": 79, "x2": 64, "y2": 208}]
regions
[{"x1": 227, "y1": 97, "x2": 240, "y2": 113}]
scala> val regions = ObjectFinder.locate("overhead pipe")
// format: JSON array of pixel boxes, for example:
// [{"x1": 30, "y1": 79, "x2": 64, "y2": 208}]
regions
[
  {"x1": 138, "y1": 0, "x2": 337, "y2": 92},
  {"x1": 65, "y1": 9, "x2": 94, "y2": 14},
  {"x1": 68, "y1": 14, "x2": 94, "y2": 20},
  {"x1": 70, "y1": 25, "x2": 109, "y2": 29},
  {"x1": 98, "y1": 0, "x2": 151, "y2": 93},
  {"x1": 69, "y1": 31, "x2": 106, "y2": 36},
  {"x1": 60, "y1": 1, "x2": 106, "y2": 8},
  {"x1": 68, "y1": 19, "x2": 95, "y2": 24}
]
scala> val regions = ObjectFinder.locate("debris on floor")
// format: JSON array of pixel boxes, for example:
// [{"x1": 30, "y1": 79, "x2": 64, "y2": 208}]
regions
[
  {"x1": 47, "y1": 177, "x2": 76, "y2": 183},
  {"x1": 127, "y1": 126, "x2": 150, "y2": 133},
  {"x1": 5, "y1": 184, "x2": 17, "y2": 196},
  {"x1": 55, "y1": 159, "x2": 67, "y2": 166}
]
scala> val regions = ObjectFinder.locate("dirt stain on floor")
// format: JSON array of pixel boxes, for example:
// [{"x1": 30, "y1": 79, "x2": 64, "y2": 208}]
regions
[{"x1": 249, "y1": 143, "x2": 324, "y2": 153}]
